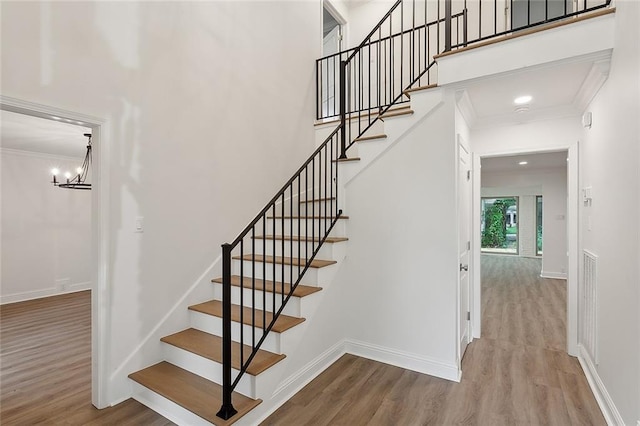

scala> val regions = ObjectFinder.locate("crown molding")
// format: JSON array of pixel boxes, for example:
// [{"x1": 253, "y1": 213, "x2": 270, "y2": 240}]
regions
[
  {"x1": 455, "y1": 89, "x2": 477, "y2": 128},
  {"x1": 572, "y1": 58, "x2": 612, "y2": 113}
]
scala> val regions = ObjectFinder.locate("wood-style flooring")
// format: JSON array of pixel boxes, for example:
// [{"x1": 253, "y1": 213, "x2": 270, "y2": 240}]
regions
[
  {"x1": 1, "y1": 256, "x2": 606, "y2": 425},
  {"x1": 263, "y1": 255, "x2": 606, "y2": 425},
  {"x1": 0, "y1": 291, "x2": 174, "y2": 425}
]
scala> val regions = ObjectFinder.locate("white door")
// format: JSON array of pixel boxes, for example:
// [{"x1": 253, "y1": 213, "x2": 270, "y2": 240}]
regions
[{"x1": 458, "y1": 138, "x2": 472, "y2": 360}]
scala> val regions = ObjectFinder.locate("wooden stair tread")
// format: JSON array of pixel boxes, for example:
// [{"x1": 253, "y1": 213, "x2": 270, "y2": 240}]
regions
[
  {"x1": 233, "y1": 254, "x2": 336, "y2": 268},
  {"x1": 333, "y1": 157, "x2": 361, "y2": 163},
  {"x1": 380, "y1": 109, "x2": 414, "y2": 120},
  {"x1": 314, "y1": 104, "x2": 411, "y2": 126},
  {"x1": 253, "y1": 235, "x2": 348, "y2": 244},
  {"x1": 212, "y1": 275, "x2": 322, "y2": 298},
  {"x1": 354, "y1": 134, "x2": 387, "y2": 142},
  {"x1": 299, "y1": 197, "x2": 336, "y2": 204},
  {"x1": 129, "y1": 361, "x2": 261, "y2": 426},
  {"x1": 161, "y1": 328, "x2": 285, "y2": 376},
  {"x1": 189, "y1": 300, "x2": 306, "y2": 333},
  {"x1": 268, "y1": 215, "x2": 349, "y2": 220},
  {"x1": 404, "y1": 84, "x2": 438, "y2": 96}
]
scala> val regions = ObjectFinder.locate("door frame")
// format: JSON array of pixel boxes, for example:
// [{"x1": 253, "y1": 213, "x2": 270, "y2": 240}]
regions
[
  {"x1": 457, "y1": 135, "x2": 472, "y2": 365},
  {"x1": 321, "y1": 0, "x2": 347, "y2": 54},
  {"x1": 0, "y1": 95, "x2": 111, "y2": 407},
  {"x1": 472, "y1": 143, "x2": 579, "y2": 356}
]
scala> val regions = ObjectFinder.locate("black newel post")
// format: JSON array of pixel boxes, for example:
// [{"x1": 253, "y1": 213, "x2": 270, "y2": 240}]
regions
[
  {"x1": 216, "y1": 243, "x2": 237, "y2": 420},
  {"x1": 339, "y1": 60, "x2": 348, "y2": 159}
]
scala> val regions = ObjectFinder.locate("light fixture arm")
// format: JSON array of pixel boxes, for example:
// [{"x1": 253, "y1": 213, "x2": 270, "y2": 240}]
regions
[{"x1": 51, "y1": 133, "x2": 92, "y2": 190}]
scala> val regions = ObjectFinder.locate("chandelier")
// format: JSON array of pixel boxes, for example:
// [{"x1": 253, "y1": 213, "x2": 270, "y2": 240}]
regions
[{"x1": 51, "y1": 133, "x2": 92, "y2": 190}]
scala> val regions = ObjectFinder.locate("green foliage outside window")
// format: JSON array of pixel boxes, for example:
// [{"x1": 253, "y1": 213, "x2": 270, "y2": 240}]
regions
[{"x1": 482, "y1": 199, "x2": 508, "y2": 248}]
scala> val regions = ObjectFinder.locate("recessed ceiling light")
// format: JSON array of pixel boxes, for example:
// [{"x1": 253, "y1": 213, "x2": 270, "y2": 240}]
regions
[
  {"x1": 514, "y1": 95, "x2": 532, "y2": 105},
  {"x1": 519, "y1": 161, "x2": 528, "y2": 165}
]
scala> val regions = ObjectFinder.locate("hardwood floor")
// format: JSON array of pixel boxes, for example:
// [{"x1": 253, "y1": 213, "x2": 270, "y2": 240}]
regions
[
  {"x1": 263, "y1": 255, "x2": 606, "y2": 425},
  {"x1": 2, "y1": 257, "x2": 606, "y2": 425},
  {"x1": 0, "y1": 291, "x2": 174, "y2": 425}
]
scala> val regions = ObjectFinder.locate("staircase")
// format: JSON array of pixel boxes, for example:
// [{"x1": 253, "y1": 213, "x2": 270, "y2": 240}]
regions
[
  {"x1": 129, "y1": 215, "x2": 349, "y2": 424},
  {"x1": 127, "y1": 0, "x2": 612, "y2": 423}
]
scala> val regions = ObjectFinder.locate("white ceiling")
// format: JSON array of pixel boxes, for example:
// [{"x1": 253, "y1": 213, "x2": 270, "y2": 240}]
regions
[
  {"x1": 461, "y1": 58, "x2": 604, "y2": 127},
  {"x1": 482, "y1": 151, "x2": 568, "y2": 173},
  {"x1": 0, "y1": 110, "x2": 92, "y2": 158}
]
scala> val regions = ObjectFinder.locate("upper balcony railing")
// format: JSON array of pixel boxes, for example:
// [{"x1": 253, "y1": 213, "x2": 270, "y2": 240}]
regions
[{"x1": 316, "y1": 0, "x2": 612, "y2": 123}]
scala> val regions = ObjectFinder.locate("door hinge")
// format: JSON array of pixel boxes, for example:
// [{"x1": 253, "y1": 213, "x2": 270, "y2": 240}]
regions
[
  {"x1": 467, "y1": 241, "x2": 471, "y2": 250},
  {"x1": 467, "y1": 311, "x2": 471, "y2": 321},
  {"x1": 466, "y1": 169, "x2": 471, "y2": 181}
]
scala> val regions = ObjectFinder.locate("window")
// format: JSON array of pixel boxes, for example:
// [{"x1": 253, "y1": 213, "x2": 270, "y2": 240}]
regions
[
  {"x1": 481, "y1": 197, "x2": 518, "y2": 254},
  {"x1": 536, "y1": 195, "x2": 543, "y2": 256}
]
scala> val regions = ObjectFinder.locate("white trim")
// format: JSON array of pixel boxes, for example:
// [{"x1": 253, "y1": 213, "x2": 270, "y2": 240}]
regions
[
  {"x1": 273, "y1": 339, "x2": 345, "y2": 399},
  {"x1": 472, "y1": 153, "x2": 482, "y2": 339},
  {"x1": 566, "y1": 142, "x2": 579, "y2": 356},
  {"x1": 247, "y1": 340, "x2": 346, "y2": 425},
  {"x1": 0, "y1": 285, "x2": 91, "y2": 305},
  {"x1": 345, "y1": 339, "x2": 461, "y2": 382},
  {"x1": 540, "y1": 271, "x2": 568, "y2": 279},
  {"x1": 0, "y1": 95, "x2": 110, "y2": 409},
  {"x1": 573, "y1": 59, "x2": 611, "y2": 113},
  {"x1": 474, "y1": 143, "x2": 579, "y2": 358},
  {"x1": 577, "y1": 346, "x2": 625, "y2": 426},
  {"x1": 0, "y1": 147, "x2": 83, "y2": 161}
]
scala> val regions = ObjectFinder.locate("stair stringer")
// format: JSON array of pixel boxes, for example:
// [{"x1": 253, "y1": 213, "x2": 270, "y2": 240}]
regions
[
  {"x1": 337, "y1": 88, "x2": 445, "y2": 193},
  {"x1": 108, "y1": 257, "x2": 220, "y2": 405}
]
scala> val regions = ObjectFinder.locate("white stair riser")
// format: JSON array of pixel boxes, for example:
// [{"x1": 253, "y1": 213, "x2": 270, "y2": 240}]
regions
[
  {"x1": 264, "y1": 218, "x2": 347, "y2": 237},
  {"x1": 162, "y1": 342, "x2": 256, "y2": 399},
  {"x1": 212, "y1": 283, "x2": 302, "y2": 317},
  {"x1": 189, "y1": 309, "x2": 282, "y2": 354},
  {"x1": 131, "y1": 382, "x2": 212, "y2": 426},
  {"x1": 298, "y1": 201, "x2": 339, "y2": 216},
  {"x1": 232, "y1": 260, "x2": 339, "y2": 286},
  {"x1": 251, "y1": 238, "x2": 336, "y2": 259},
  {"x1": 162, "y1": 343, "x2": 286, "y2": 401},
  {"x1": 314, "y1": 117, "x2": 384, "y2": 146}
]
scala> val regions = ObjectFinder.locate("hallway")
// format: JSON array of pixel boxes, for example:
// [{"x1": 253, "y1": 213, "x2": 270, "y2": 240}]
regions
[{"x1": 263, "y1": 255, "x2": 605, "y2": 425}]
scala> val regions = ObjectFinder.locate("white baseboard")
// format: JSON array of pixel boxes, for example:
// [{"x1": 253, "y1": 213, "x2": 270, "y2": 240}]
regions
[
  {"x1": 540, "y1": 271, "x2": 567, "y2": 280},
  {"x1": 0, "y1": 282, "x2": 92, "y2": 305},
  {"x1": 345, "y1": 339, "x2": 461, "y2": 382},
  {"x1": 240, "y1": 340, "x2": 346, "y2": 426},
  {"x1": 577, "y1": 344, "x2": 625, "y2": 426}
]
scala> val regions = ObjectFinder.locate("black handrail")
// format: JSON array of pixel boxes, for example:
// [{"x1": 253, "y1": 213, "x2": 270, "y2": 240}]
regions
[
  {"x1": 453, "y1": 0, "x2": 612, "y2": 49},
  {"x1": 217, "y1": 125, "x2": 343, "y2": 419},
  {"x1": 218, "y1": 0, "x2": 612, "y2": 419}
]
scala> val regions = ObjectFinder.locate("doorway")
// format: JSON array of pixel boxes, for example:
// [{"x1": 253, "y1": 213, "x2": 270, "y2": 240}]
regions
[
  {"x1": 472, "y1": 147, "x2": 579, "y2": 356},
  {"x1": 0, "y1": 96, "x2": 109, "y2": 408},
  {"x1": 321, "y1": 2, "x2": 345, "y2": 118}
]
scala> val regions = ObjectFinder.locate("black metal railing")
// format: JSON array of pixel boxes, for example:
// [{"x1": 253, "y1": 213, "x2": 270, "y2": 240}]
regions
[
  {"x1": 216, "y1": 126, "x2": 343, "y2": 419},
  {"x1": 218, "y1": 0, "x2": 612, "y2": 418},
  {"x1": 457, "y1": 0, "x2": 612, "y2": 48},
  {"x1": 317, "y1": 2, "x2": 466, "y2": 122}
]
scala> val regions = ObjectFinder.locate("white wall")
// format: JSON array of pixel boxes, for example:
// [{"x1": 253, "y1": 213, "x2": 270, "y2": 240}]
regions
[
  {"x1": 578, "y1": 1, "x2": 640, "y2": 424},
  {"x1": 1, "y1": 149, "x2": 92, "y2": 303},
  {"x1": 331, "y1": 92, "x2": 460, "y2": 378},
  {"x1": 482, "y1": 166, "x2": 568, "y2": 277},
  {"x1": 1, "y1": 0, "x2": 321, "y2": 404}
]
